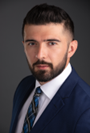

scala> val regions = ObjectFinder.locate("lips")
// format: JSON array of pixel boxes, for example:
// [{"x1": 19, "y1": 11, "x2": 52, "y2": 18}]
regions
[{"x1": 35, "y1": 64, "x2": 49, "y2": 69}]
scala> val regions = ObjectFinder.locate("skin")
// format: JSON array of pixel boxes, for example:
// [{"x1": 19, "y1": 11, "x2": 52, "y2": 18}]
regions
[{"x1": 23, "y1": 23, "x2": 78, "y2": 85}]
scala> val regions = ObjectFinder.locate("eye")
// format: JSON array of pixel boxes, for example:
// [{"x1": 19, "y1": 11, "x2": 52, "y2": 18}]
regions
[
  {"x1": 28, "y1": 42, "x2": 35, "y2": 46},
  {"x1": 49, "y1": 42, "x2": 56, "y2": 45}
]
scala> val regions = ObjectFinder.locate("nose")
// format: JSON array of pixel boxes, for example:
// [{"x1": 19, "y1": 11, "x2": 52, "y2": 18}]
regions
[{"x1": 36, "y1": 44, "x2": 47, "y2": 60}]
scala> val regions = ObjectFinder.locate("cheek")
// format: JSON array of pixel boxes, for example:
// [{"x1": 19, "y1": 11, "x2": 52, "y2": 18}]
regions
[
  {"x1": 25, "y1": 49, "x2": 36, "y2": 65},
  {"x1": 50, "y1": 48, "x2": 67, "y2": 66},
  {"x1": 50, "y1": 49, "x2": 62, "y2": 60}
]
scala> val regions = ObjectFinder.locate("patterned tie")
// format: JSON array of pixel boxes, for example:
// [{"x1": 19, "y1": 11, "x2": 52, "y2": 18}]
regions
[{"x1": 22, "y1": 87, "x2": 42, "y2": 133}]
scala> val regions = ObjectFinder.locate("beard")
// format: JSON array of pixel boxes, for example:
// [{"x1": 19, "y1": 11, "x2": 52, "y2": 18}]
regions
[{"x1": 27, "y1": 51, "x2": 68, "y2": 82}]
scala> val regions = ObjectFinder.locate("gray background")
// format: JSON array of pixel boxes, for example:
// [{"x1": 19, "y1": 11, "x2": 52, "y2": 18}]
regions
[{"x1": 0, "y1": 0, "x2": 90, "y2": 132}]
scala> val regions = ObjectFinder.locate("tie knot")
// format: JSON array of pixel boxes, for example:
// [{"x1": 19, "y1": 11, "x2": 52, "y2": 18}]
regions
[{"x1": 35, "y1": 87, "x2": 42, "y2": 95}]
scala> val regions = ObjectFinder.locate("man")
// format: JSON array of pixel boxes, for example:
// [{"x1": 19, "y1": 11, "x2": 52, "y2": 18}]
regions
[{"x1": 9, "y1": 3, "x2": 90, "y2": 133}]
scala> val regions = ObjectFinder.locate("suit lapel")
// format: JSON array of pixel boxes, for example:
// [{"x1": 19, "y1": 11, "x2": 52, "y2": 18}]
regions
[
  {"x1": 10, "y1": 76, "x2": 35, "y2": 133},
  {"x1": 30, "y1": 94, "x2": 64, "y2": 133},
  {"x1": 30, "y1": 67, "x2": 79, "y2": 133}
]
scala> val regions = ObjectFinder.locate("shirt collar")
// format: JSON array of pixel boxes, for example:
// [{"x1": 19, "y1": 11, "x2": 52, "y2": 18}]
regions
[{"x1": 35, "y1": 63, "x2": 72, "y2": 100}]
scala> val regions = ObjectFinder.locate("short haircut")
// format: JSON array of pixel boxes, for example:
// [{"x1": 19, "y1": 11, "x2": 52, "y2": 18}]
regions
[{"x1": 22, "y1": 3, "x2": 74, "y2": 40}]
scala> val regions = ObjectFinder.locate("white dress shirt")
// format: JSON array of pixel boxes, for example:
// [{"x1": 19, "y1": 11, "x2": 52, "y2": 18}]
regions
[{"x1": 15, "y1": 63, "x2": 72, "y2": 133}]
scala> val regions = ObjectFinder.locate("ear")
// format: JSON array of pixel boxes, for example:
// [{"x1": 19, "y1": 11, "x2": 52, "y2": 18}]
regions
[
  {"x1": 22, "y1": 41, "x2": 26, "y2": 53},
  {"x1": 68, "y1": 40, "x2": 78, "y2": 58},
  {"x1": 22, "y1": 41, "x2": 25, "y2": 49},
  {"x1": 22, "y1": 41, "x2": 24, "y2": 46}
]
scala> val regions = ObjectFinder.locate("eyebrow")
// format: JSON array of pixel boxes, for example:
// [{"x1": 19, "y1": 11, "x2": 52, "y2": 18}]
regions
[
  {"x1": 44, "y1": 39, "x2": 60, "y2": 42},
  {"x1": 25, "y1": 39, "x2": 37, "y2": 43},
  {"x1": 24, "y1": 39, "x2": 60, "y2": 43}
]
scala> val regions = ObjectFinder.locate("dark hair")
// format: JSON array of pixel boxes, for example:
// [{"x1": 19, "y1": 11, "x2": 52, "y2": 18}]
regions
[{"x1": 22, "y1": 3, "x2": 74, "y2": 40}]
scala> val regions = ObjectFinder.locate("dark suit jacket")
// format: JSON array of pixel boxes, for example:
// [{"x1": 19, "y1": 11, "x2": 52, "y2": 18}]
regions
[{"x1": 9, "y1": 67, "x2": 90, "y2": 133}]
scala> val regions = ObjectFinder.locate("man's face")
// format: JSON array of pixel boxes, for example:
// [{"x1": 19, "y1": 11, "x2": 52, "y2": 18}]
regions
[{"x1": 23, "y1": 23, "x2": 72, "y2": 84}]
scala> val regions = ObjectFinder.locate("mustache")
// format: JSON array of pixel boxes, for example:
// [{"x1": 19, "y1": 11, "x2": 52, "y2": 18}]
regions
[{"x1": 33, "y1": 60, "x2": 53, "y2": 69}]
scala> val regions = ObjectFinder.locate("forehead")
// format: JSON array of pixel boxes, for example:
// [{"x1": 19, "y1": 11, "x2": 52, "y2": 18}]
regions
[{"x1": 24, "y1": 23, "x2": 71, "y2": 41}]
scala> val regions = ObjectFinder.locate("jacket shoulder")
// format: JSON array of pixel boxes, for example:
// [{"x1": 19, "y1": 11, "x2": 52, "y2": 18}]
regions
[
  {"x1": 17, "y1": 75, "x2": 35, "y2": 88},
  {"x1": 77, "y1": 77, "x2": 90, "y2": 97},
  {"x1": 71, "y1": 67, "x2": 90, "y2": 98},
  {"x1": 13, "y1": 75, "x2": 35, "y2": 102}
]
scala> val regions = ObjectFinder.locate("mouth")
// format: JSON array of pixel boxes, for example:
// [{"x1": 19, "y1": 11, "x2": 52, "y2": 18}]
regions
[{"x1": 35, "y1": 64, "x2": 49, "y2": 70}]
